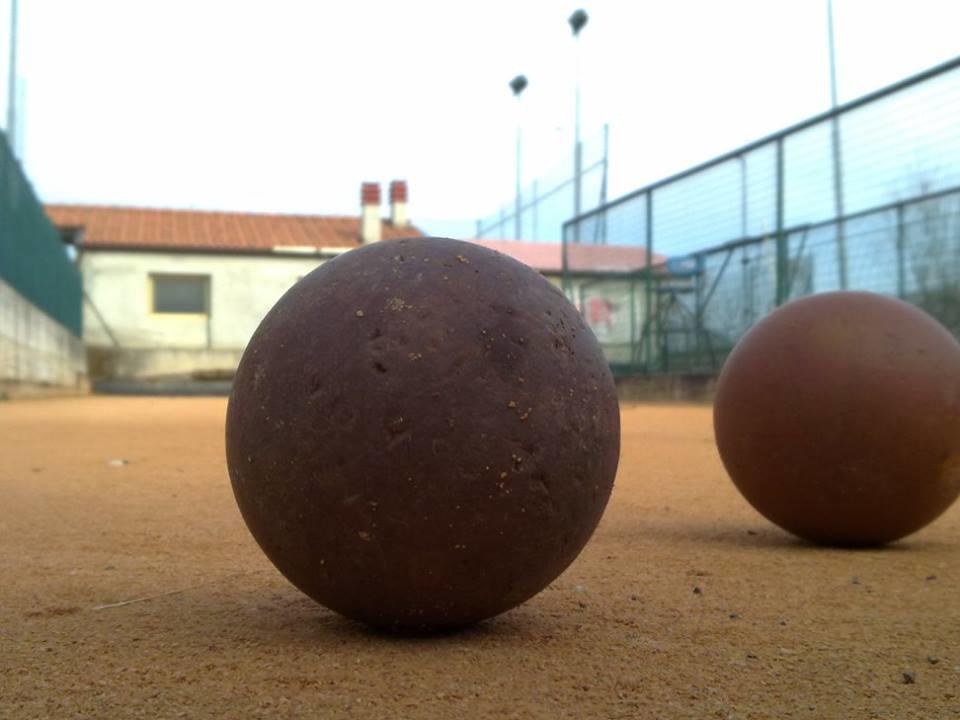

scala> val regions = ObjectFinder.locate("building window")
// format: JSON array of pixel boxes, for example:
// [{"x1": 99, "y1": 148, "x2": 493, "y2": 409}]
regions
[{"x1": 151, "y1": 274, "x2": 210, "y2": 314}]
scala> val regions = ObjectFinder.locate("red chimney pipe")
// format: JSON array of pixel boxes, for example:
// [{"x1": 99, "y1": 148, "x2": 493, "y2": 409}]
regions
[
  {"x1": 361, "y1": 182, "x2": 381, "y2": 205},
  {"x1": 389, "y1": 180, "x2": 408, "y2": 203}
]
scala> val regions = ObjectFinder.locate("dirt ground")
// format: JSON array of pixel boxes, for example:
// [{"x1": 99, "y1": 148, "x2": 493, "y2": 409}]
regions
[{"x1": 2, "y1": 397, "x2": 958, "y2": 719}]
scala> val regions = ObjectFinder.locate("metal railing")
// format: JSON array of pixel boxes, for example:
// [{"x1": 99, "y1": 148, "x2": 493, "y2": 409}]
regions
[{"x1": 562, "y1": 56, "x2": 960, "y2": 374}]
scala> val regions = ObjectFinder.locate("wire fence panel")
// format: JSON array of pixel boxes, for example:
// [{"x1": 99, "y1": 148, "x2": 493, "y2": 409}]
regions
[
  {"x1": 0, "y1": 131, "x2": 82, "y2": 337},
  {"x1": 901, "y1": 195, "x2": 960, "y2": 334},
  {"x1": 477, "y1": 126, "x2": 609, "y2": 242},
  {"x1": 562, "y1": 56, "x2": 960, "y2": 374}
]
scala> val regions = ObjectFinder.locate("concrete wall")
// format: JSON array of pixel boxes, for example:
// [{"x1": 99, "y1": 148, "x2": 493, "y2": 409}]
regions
[
  {"x1": 0, "y1": 278, "x2": 88, "y2": 396},
  {"x1": 81, "y1": 249, "x2": 333, "y2": 379},
  {"x1": 616, "y1": 373, "x2": 718, "y2": 404}
]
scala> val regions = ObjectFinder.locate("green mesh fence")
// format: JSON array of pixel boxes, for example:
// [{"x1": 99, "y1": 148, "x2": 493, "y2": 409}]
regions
[
  {"x1": 563, "y1": 56, "x2": 960, "y2": 375},
  {"x1": 0, "y1": 130, "x2": 82, "y2": 337}
]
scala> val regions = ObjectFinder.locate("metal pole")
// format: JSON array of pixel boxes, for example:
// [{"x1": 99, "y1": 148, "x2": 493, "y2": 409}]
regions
[
  {"x1": 737, "y1": 154, "x2": 749, "y2": 324},
  {"x1": 6, "y1": 0, "x2": 19, "y2": 149},
  {"x1": 561, "y1": 219, "x2": 571, "y2": 296},
  {"x1": 515, "y1": 112, "x2": 522, "y2": 240},
  {"x1": 775, "y1": 138, "x2": 788, "y2": 305},
  {"x1": 573, "y1": 47, "x2": 582, "y2": 227},
  {"x1": 896, "y1": 203, "x2": 906, "y2": 299},
  {"x1": 509, "y1": 74, "x2": 528, "y2": 241},
  {"x1": 569, "y1": 9, "x2": 587, "y2": 239},
  {"x1": 600, "y1": 123, "x2": 609, "y2": 243},
  {"x1": 532, "y1": 179, "x2": 539, "y2": 241},
  {"x1": 694, "y1": 263, "x2": 704, "y2": 371},
  {"x1": 827, "y1": 0, "x2": 840, "y2": 110},
  {"x1": 629, "y1": 276, "x2": 637, "y2": 369},
  {"x1": 644, "y1": 191, "x2": 653, "y2": 369},
  {"x1": 737, "y1": 154, "x2": 747, "y2": 239},
  {"x1": 827, "y1": 0, "x2": 848, "y2": 289}
]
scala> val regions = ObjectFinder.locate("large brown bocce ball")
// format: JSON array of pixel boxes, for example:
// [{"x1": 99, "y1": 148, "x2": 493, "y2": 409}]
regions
[
  {"x1": 714, "y1": 291, "x2": 960, "y2": 546},
  {"x1": 226, "y1": 237, "x2": 620, "y2": 630}
]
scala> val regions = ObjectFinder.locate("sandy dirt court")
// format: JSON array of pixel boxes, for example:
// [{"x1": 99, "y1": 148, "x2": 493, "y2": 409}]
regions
[{"x1": 2, "y1": 396, "x2": 959, "y2": 719}]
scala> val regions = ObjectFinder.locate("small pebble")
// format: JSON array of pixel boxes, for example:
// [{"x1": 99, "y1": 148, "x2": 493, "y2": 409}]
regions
[
  {"x1": 902, "y1": 672, "x2": 916, "y2": 684},
  {"x1": 693, "y1": 587, "x2": 702, "y2": 595},
  {"x1": 927, "y1": 656, "x2": 940, "y2": 665}
]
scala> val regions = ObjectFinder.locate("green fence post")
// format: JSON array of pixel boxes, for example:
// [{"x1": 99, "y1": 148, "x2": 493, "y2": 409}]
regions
[
  {"x1": 896, "y1": 203, "x2": 906, "y2": 299},
  {"x1": 775, "y1": 137, "x2": 788, "y2": 306},
  {"x1": 694, "y1": 262, "x2": 705, "y2": 372},
  {"x1": 629, "y1": 275, "x2": 637, "y2": 371},
  {"x1": 644, "y1": 191, "x2": 654, "y2": 371}
]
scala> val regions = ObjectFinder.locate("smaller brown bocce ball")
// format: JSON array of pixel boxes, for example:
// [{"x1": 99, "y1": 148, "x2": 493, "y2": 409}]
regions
[
  {"x1": 226, "y1": 237, "x2": 620, "y2": 631},
  {"x1": 714, "y1": 291, "x2": 960, "y2": 546}
]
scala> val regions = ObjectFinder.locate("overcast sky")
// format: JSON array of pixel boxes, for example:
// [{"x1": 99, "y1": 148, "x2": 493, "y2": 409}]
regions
[{"x1": 1, "y1": 0, "x2": 958, "y2": 238}]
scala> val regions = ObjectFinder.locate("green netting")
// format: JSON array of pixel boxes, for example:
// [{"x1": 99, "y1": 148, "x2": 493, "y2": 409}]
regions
[{"x1": 0, "y1": 130, "x2": 82, "y2": 337}]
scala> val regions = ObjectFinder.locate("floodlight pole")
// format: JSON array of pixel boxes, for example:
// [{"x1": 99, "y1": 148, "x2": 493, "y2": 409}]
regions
[
  {"x1": 827, "y1": 0, "x2": 848, "y2": 289},
  {"x1": 509, "y1": 74, "x2": 528, "y2": 241},
  {"x1": 6, "y1": 0, "x2": 18, "y2": 151},
  {"x1": 569, "y1": 9, "x2": 588, "y2": 238}
]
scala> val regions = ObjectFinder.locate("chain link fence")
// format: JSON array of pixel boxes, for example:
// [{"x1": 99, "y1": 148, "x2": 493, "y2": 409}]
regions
[
  {"x1": 0, "y1": 129, "x2": 82, "y2": 337},
  {"x1": 477, "y1": 125, "x2": 609, "y2": 242},
  {"x1": 562, "y1": 56, "x2": 960, "y2": 375}
]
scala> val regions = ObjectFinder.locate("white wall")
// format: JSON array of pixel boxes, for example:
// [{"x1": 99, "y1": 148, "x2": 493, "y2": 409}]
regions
[
  {"x1": 0, "y1": 278, "x2": 87, "y2": 393},
  {"x1": 80, "y1": 249, "x2": 333, "y2": 378},
  {"x1": 559, "y1": 274, "x2": 650, "y2": 366},
  {"x1": 78, "y1": 250, "x2": 648, "y2": 378}
]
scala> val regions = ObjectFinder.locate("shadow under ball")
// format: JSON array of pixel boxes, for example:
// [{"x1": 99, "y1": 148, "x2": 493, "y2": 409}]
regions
[
  {"x1": 226, "y1": 237, "x2": 620, "y2": 631},
  {"x1": 714, "y1": 291, "x2": 960, "y2": 546}
]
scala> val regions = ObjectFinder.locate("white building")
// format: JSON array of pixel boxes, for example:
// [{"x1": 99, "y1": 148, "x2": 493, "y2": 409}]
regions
[
  {"x1": 47, "y1": 181, "x2": 422, "y2": 382},
  {"x1": 471, "y1": 239, "x2": 663, "y2": 367}
]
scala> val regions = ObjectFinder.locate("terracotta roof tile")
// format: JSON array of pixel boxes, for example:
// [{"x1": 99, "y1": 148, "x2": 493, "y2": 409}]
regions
[
  {"x1": 469, "y1": 239, "x2": 664, "y2": 274},
  {"x1": 44, "y1": 205, "x2": 425, "y2": 252}
]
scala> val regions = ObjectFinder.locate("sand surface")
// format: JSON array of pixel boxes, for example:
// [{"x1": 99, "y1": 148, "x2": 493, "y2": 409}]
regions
[{"x1": 2, "y1": 397, "x2": 958, "y2": 719}]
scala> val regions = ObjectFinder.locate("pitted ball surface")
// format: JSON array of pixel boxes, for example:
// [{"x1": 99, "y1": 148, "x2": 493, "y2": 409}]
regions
[{"x1": 226, "y1": 237, "x2": 620, "y2": 629}]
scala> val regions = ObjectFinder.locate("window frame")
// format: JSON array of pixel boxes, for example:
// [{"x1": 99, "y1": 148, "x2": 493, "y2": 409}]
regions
[{"x1": 149, "y1": 273, "x2": 211, "y2": 316}]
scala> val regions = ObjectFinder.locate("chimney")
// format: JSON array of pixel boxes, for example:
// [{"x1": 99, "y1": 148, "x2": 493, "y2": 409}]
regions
[
  {"x1": 361, "y1": 182, "x2": 381, "y2": 244},
  {"x1": 389, "y1": 180, "x2": 408, "y2": 228}
]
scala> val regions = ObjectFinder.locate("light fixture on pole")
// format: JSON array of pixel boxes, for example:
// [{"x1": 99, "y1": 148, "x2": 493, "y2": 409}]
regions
[
  {"x1": 509, "y1": 74, "x2": 528, "y2": 241},
  {"x1": 568, "y1": 8, "x2": 588, "y2": 232}
]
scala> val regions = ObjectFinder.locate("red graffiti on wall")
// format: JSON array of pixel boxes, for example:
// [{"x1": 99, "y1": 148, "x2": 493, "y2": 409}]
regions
[{"x1": 586, "y1": 296, "x2": 618, "y2": 330}]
